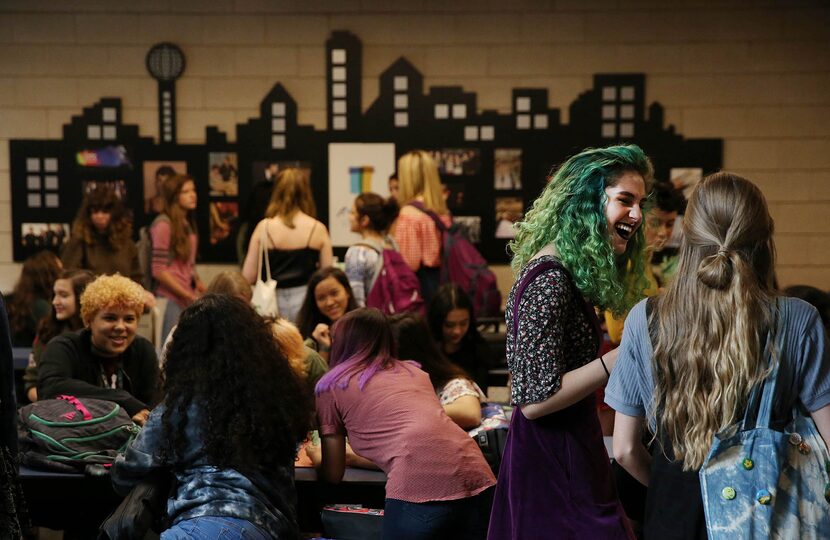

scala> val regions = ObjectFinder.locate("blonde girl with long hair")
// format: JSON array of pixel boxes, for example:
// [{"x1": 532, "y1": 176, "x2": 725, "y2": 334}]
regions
[
  {"x1": 151, "y1": 174, "x2": 206, "y2": 342},
  {"x1": 242, "y1": 167, "x2": 332, "y2": 323},
  {"x1": 606, "y1": 172, "x2": 830, "y2": 539},
  {"x1": 393, "y1": 150, "x2": 451, "y2": 301}
]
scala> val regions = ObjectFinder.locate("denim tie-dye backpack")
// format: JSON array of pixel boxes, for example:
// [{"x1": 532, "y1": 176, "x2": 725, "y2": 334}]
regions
[{"x1": 699, "y1": 304, "x2": 830, "y2": 539}]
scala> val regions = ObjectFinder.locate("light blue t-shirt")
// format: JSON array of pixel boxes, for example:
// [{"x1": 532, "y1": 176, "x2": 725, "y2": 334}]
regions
[{"x1": 605, "y1": 296, "x2": 830, "y2": 426}]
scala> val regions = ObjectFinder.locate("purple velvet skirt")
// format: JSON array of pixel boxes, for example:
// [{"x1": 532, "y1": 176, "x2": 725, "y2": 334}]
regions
[{"x1": 487, "y1": 393, "x2": 633, "y2": 540}]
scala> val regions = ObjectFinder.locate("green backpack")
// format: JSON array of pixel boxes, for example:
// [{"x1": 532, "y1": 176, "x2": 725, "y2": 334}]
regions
[{"x1": 18, "y1": 395, "x2": 140, "y2": 472}]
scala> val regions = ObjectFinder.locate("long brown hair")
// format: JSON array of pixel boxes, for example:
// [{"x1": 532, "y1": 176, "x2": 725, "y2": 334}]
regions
[
  {"x1": 36, "y1": 269, "x2": 95, "y2": 345},
  {"x1": 161, "y1": 174, "x2": 197, "y2": 261},
  {"x1": 265, "y1": 168, "x2": 316, "y2": 228},
  {"x1": 8, "y1": 251, "x2": 62, "y2": 337},
  {"x1": 72, "y1": 184, "x2": 132, "y2": 250},
  {"x1": 652, "y1": 172, "x2": 777, "y2": 470}
]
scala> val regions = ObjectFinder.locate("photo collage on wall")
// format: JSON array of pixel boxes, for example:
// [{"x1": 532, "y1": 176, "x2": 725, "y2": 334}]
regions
[
  {"x1": 493, "y1": 148, "x2": 523, "y2": 240},
  {"x1": 207, "y1": 152, "x2": 239, "y2": 247}
]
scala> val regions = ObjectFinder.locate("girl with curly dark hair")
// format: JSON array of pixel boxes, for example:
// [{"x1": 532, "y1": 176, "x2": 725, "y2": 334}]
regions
[
  {"x1": 6, "y1": 250, "x2": 62, "y2": 347},
  {"x1": 23, "y1": 269, "x2": 94, "y2": 402},
  {"x1": 112, "y1": 294, "x2": 310, "y2": 539},
  {"x1": 61, "y1": 184, "x2": 143, "y2": 283}
]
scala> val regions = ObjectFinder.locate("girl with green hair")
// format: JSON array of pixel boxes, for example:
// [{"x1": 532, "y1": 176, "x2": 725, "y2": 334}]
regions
[{"x1": 488, "y1": 144, "x2": 652, "y2": 539}]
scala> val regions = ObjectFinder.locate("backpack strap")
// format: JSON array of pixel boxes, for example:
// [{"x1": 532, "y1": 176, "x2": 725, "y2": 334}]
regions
[
  {"x1": 354, "y1": 240, "x2": 385, "y2": 286},
  {"x1": 408, "y1": 201, "x2": 450, "y2": 233}
]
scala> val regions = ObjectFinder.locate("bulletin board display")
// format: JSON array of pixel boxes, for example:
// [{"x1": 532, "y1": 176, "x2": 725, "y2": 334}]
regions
[{"x1": 9, "y1": 31, "x2": 723, "y2": 264}]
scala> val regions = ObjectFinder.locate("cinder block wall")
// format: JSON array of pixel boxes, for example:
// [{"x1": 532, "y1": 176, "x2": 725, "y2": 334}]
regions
[{"x1": 1, "y1": 0, "x2": 828, "y2": 295}]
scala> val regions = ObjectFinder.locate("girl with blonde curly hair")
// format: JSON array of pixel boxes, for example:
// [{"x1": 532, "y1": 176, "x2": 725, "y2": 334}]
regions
[
  {"x1": 38, "y1": 274, "x2": 159, "y2": 426},
  {"x1": 489, "y1": 145, "x2": 653, "y2": 539},
  {"x1": 606, "y1": 172, "x2": 830, "y2": 538}
]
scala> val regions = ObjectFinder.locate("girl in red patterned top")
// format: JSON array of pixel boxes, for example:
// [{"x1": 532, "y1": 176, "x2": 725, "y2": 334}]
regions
[{"x1": 393, "y1": 150, "x2": 452, "y2": 302}]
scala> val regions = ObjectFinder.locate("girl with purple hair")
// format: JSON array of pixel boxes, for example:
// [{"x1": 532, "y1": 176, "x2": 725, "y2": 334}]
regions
[{"x1": 314, "y1": 308, "x2": 496, "y2": 539}]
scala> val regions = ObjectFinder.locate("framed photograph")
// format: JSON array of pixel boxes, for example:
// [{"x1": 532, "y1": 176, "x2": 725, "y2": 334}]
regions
[
  {"x1": 453, "y1": 216, "x2": 481, "y2": 244},
  {"x1": 443, "y1": 182, "x2": 466, "y2": 210},
  {"x1": 208, "y1": 152, "x2": 239, "y2": 197},
  {"x1": 495, "y1": 197, "x2": 524, "y2": 239},
  {"x1": 251, "y1": 160, "x2": 311, "y2": 184},
  {"x1": 20, "y1": 222, "x2": 69, "y2": 253},
  {"x1": 494, "y1": 148, "x2": 522, "y2": 190},
  {"x1": 429, "y1": 148, "x2": 481, "y2": 176},
  {"x1": 328, "y1": 143, "x2": 396, "y2": 247},
  {"x1": 209, "y1": 201, "x2": 239, "y2": 245},
  {"x1": 82, "y1": 179, "x2": 127, "y2": 200},
  {"x1": 142, "y1": 161, "x2": 187, "y2": 214},
  {"x1": 670, "y1": 167, "x2": 703, "y2": 199}
]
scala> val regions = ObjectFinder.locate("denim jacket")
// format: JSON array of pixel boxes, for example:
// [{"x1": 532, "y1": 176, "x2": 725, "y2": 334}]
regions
[{"x1": 112, "y1": 403, "x2": 299, "y2": 539}]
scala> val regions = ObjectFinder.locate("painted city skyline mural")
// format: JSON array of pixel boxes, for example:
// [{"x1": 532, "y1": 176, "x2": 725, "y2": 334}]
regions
[{"x1": 9, "y1": 30, "x2": 722, "y2": 263}]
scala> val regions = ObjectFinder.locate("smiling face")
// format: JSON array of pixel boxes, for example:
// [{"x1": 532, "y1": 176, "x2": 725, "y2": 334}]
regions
[
  {"x1": 89, "y1": 306, "x2": 138, "y2": 357},
  {"x1": 314, "y1": 277, "x2": 350, "y2": 323},
  {"x1": 52, "y1": 278, "x2": 76, "y2": 321},
  {"x1": 604, "y1": 171, "x2": 647, "y2": 255},
  {"x1": 645, "y1": 207, "x2": 678, "y2": 253},
  {"x1": 442, "y1": 308, "x2": 470, "y2": 352},
  {"x1": 177, "y1": 180, "x2": 197, "y2": 211}
]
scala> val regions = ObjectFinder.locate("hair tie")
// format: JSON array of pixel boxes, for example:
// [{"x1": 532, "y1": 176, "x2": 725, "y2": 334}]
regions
[{"x1": 717, "y1": 247, "x2": 729, "y2": 257}]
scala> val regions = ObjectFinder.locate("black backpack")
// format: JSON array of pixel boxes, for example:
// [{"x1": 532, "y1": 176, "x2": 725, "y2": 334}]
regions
[{"x1": 18, "y1": 395, "x2": 139, "y2": 472}]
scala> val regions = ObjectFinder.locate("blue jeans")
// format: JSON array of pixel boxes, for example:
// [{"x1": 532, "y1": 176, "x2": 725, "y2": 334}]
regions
[
  {"x1": 161, "y1": 516, "x2": 271, "y2": 539},
  {"x1": 382, "y1": 487, "x2": 494, "y2": 540}
]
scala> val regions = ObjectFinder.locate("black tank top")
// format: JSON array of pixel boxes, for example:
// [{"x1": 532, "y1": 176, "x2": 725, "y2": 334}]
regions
[{"x1": 263, "y1": 222, "x2": 320, "y2": 289}]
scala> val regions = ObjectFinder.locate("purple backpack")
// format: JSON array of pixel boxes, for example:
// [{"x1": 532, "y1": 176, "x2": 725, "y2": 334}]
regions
[
  {"x1": 360, "y1": 241, "x2": 426, "y2": 316},
  {"x1": 409, "y1": 202, "x2": 502, "y2": 317}
]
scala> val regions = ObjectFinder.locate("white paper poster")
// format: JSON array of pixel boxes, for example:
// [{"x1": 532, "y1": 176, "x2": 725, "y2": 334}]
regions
[{"x1": 328, "y1": 142, "x2": 396, "y2": 248}]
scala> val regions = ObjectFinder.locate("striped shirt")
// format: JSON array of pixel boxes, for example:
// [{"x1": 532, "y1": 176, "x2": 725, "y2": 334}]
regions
[{"x1": 150, "y1": 217, "x2": 198, "y2": 308}]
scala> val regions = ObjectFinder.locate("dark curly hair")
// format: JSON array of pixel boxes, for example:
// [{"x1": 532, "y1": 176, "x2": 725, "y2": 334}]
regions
[
  {"x1": 72, "y1": 184, "x2": 133, "y2": 250},
  {"x1": 160, "y1": 294, "x2": 310, "y2": 474}
]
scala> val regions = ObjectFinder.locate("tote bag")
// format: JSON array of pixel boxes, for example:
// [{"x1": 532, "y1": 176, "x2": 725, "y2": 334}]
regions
[
  {"x1": 700, "y1": 303, "x2": 830, "y2": 539},
  {"x1": 251, "y1": 219, "x2": 279, "y2": 317}
]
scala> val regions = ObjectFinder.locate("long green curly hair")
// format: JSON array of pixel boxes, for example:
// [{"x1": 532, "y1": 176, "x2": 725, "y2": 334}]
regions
[{"x1": 510, "y1": 144, "x2": 654, "y2": 315}]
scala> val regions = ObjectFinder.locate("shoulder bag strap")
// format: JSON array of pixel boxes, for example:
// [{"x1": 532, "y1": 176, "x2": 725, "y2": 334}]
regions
[
  {"x1": 752, "y1": 298, "x2": 788, "y2": 430},
  {"x1": 258, "y1": 219, "x2": 272, "y2": 282}
]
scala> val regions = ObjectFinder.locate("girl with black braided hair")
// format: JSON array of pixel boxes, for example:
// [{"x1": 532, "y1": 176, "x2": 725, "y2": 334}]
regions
[{"x1": 112, "y1": 294, "x2": 310, "y2": 539}]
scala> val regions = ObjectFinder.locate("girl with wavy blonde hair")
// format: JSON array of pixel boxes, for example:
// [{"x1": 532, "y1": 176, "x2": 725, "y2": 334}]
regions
[
  {"x1": 393, "y1": 150, "x2": 452, "y2": 301},
  {"x1": 606, "y1": 172, "x2": 830, "y2": 539}
]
